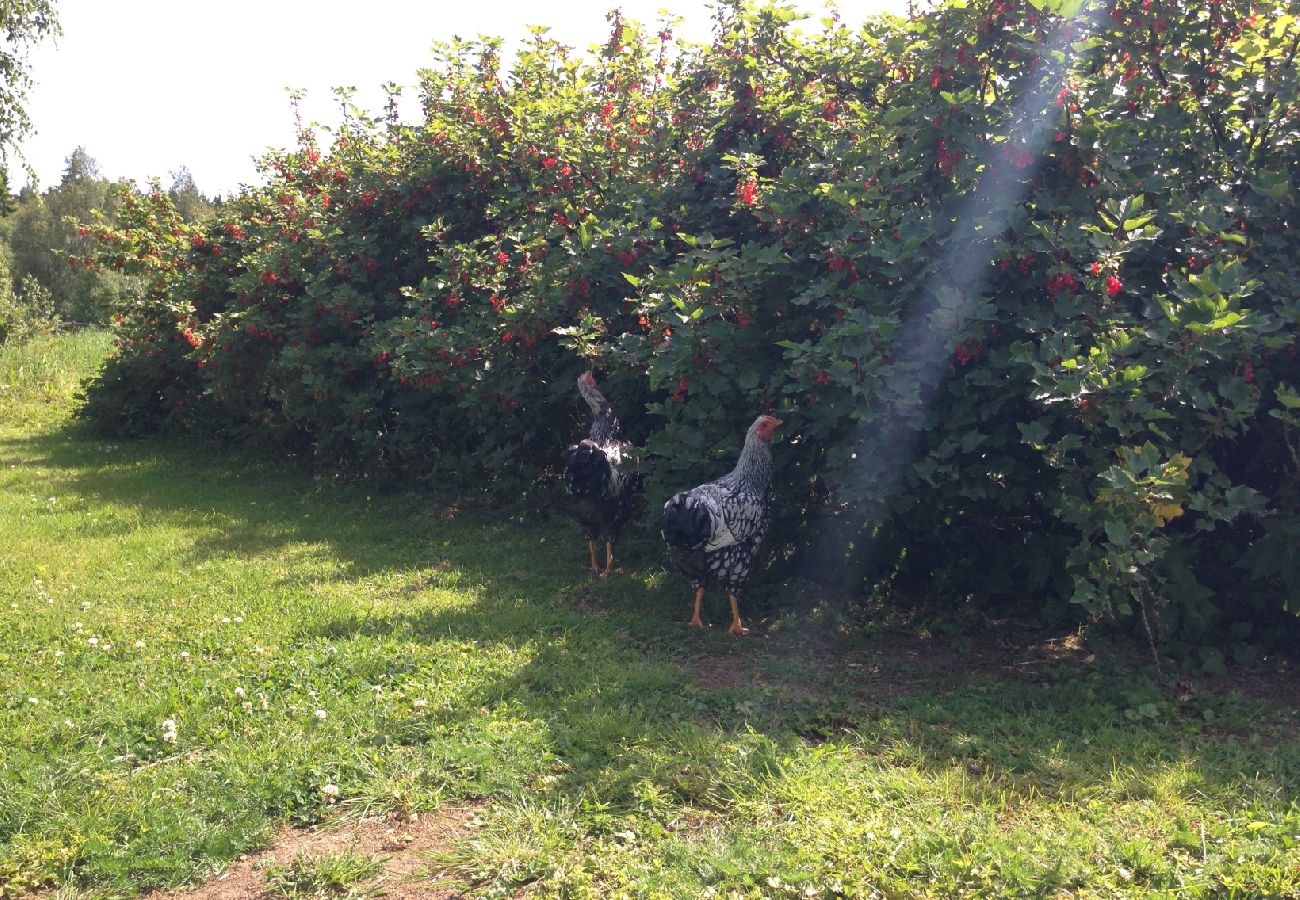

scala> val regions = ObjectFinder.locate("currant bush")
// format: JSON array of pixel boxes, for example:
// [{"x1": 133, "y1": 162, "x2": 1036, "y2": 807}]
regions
[{"x1": 79, "y1": 0, "x2": 1300, "y2": 655}]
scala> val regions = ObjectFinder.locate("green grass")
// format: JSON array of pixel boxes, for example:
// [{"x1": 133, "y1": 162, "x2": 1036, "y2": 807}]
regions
[
  {"x1": 0, "y1": 329, "x2": 114, "y2": 429},
  {"x1": 263, "y1": 850, "x2": 384, "y2": 898},
  {"x1": 1, "y1": 332, "x2": 1297, "y2": 898}
]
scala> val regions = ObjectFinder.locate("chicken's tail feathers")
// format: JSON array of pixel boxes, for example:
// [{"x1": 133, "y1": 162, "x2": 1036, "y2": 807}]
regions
[{"x1": 660, "y1": 492, "x2": 714, "y2": 550}]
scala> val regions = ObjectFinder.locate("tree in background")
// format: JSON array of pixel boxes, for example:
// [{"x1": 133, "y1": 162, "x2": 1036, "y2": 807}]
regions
[
  {"x1": 0, "y1": 148, "x2": 215, "y2": 339},
  {"x1": 0, "y1": 0, "x2": 59, "y2": 181},
  {"x1": 0, "y1": 200, "x2": 56, "y2": 343},
  {"x1": 1, "y1": 147, "x2": 138, "y2": 325},
  {"x1": 167, "y1": 166, "x2": 217, "y2": 223}
]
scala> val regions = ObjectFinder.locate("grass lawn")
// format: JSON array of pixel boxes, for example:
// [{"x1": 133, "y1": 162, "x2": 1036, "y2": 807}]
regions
[{"x1": 1, "y1": 331, "x2": 1297, "y2": 898}]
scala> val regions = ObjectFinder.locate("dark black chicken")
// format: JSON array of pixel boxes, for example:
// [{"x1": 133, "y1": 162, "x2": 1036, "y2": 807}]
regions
[
  {"x1": 562, "y1": 372, "x2": 645, "y2": 577},
  {"x1": 661, "y1": 414, "x2": 782, "y2": 635}
]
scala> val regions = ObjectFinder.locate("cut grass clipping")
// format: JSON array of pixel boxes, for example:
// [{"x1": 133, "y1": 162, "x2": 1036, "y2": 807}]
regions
[{"x1": 1, "y1": 331, "x2": 1297, "y2": 898}]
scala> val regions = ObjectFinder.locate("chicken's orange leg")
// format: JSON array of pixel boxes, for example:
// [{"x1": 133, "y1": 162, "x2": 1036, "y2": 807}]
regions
[
  {"x1": 598, "y1": 541, "x2": 614, "y2": 578},
  {"x1": 688, "y1": 587, "x2": 706, "y2": 627},
  {"x1": 728, "y1": 594, "x2": 749, "y2": 636},
  {"x1": 587, "y1": 539, "x2": 600, "y2": 574}
]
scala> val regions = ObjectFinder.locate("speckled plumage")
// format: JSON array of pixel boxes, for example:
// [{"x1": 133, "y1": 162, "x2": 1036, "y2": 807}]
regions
[
  {"x1": 564, "y1": 374, "x2": 643, "y2": 565},
  {"x1": 576, "y1": 373, "x2": 624, "y2": 465},
  {"x1": 661, "y1": 417, "x2": 777, "y2": 597},
  {"x1": 563, "y1": 440, "x2": 643, "y2": 544}
]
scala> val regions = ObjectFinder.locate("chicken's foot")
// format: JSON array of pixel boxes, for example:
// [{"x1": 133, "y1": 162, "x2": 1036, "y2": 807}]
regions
[
  {"x1": 688, "y1": 586, "x2": 706, "y2": 627},
  {"x1": 599, "y1": 541, "x2": 614, "y2": 578},
  {"x1": 587, "y1": 539, "x2": 600, "y2": 574},
  {"x1": 728, "y1": 594, "x2": 749, "y2": 636}
]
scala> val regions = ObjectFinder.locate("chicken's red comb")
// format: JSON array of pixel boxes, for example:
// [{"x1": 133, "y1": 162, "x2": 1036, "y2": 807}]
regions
[{"x1": 578, "y1": 371, "x2": 597, "y2": 387}]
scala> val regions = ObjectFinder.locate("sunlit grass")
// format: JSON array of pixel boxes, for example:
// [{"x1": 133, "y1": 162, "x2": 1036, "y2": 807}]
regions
[
  {"x1": 1, "y1": 333, "x2": 1297, "y2": 897},
  {"x1": 0, "y1": 329, "x2": 113, "y2": 427},
  {"x1": 263, "y1": 850, "x2": 384, "y2": 899}
]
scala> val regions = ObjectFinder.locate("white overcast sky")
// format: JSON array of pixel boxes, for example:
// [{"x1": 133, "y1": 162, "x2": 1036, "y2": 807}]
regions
[{"x1": 13, "y1": 0, "x2": 907, "y2": 198}]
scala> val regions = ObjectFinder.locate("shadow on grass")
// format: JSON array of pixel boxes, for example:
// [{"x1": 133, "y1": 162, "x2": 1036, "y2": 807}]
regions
[
  {"x1": 4, "y1": 421, "x2": 1297, "y2": 829},
  {"x1": 325, "y1": 593, "x2": 1300, "y2": 815}
]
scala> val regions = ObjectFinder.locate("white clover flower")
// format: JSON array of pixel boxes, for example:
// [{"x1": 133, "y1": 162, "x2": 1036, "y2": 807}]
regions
[
  {"x1": 87, "y1": 636, "x2": 99, "y2": 646},
  {"x1": 233, "y1": 615, "x2": 244, "y2": 623},
  {"x1": 234, "y1": 686, "x2": 246, "y2": 698},
  {"x1": 241, "y1": 701, "x2": 253, "y2": 711},
  {"x1": 322, "y1": 783, "x2": 340, "y2": 803},
  {"x1": 134, "y1": 640, "x2": 145, "y2": 649},
  {"x1": 179, "y1": 651, "x2": 190, "y2": 661},
  {"x1": 101, "y1": 642, "x2": 112, "y2": 651},
  {"x1": 220, "y1": 616, "x2": 231, "y2": 624},
  {"x1": 314, "y1": 709, "x2": 327, "y2": 720},
  {"x1": 412, "y1": 699, "x2": 428, "y2": 709},
  {"x1": 27, "y1": 696, "x2": 39, "y2": 705},
  {"x1": 161, "y1": 719, "x2": 178, "y2": 743}
]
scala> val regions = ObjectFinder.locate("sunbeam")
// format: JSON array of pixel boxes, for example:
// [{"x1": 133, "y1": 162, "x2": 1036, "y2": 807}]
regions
[{"x1": 810, "y1": 0, "x2": 1113, "y2": 586}]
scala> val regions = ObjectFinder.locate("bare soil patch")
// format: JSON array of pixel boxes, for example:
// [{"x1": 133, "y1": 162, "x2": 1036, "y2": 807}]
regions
[
  {"x1": 147, "y1": 805, "x2": 481, "y2": 900},
  {"x1": 691, "y1": 653, "x2": 766, "y2": 690},
  {"x1": 687, "y1": 612, "x2": 1300, "y2": 715}
]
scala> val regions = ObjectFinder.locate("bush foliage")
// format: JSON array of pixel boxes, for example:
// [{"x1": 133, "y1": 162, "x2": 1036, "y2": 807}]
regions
[{"x1": 78, "y1": 0, "x2": 1300, "y2": 654}]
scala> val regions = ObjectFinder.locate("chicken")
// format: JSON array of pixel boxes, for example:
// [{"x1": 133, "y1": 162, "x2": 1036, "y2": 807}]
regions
[
  {"x1": 562, "y1": 372, "x2": 645, "y2": 577},
  {"x1": 660, "y1": 415, "x2": 782, "y2": 635}
]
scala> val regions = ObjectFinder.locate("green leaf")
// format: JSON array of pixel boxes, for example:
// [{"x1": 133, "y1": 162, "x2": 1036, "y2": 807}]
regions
[
  {"x1": 1218, "y1": 377, "x2": 1254, "y2": 409},
  {"x1": 1039, "y1": 0, "x2": 1087, "y2": 17},
  {"x1": 1019, "y1": 419, "x2": 1050, "y2": 445},
  {"x1": 1104, "y1": 519, "x2": 1134, "y2": 547},
  {"x1": 1275, "y1": 384, "x2": 1300, "y2": 410}
]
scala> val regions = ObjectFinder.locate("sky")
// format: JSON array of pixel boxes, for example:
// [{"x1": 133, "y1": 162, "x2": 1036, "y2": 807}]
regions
[{"x1": 12, "y1": 0, "x2": 908, "y2": 199}]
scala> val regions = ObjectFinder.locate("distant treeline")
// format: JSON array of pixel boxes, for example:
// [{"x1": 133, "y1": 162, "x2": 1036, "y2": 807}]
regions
[{"x1": 0, "y1": 148, "x2": 218, "y2": 341}]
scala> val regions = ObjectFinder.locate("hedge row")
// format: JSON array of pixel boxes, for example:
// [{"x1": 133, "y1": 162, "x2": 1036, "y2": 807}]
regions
[{"x1": 80, "y1": 0, "x2": 1300, "y2": 658}]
